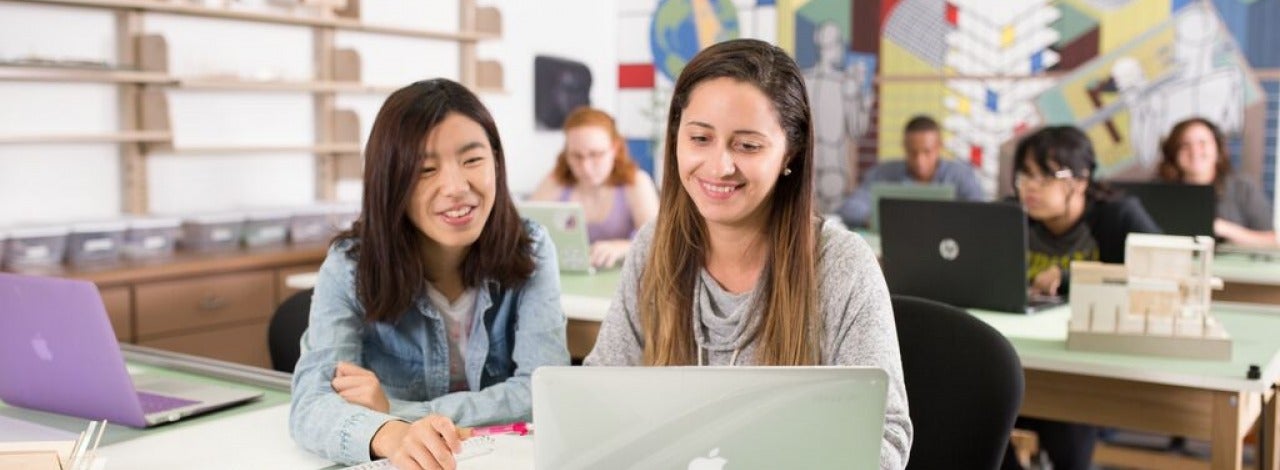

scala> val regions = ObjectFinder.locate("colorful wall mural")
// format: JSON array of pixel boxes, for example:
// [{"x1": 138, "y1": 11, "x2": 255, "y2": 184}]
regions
[{"x1": 615, "y1": 0, "x2": 1279, "y2": 204}]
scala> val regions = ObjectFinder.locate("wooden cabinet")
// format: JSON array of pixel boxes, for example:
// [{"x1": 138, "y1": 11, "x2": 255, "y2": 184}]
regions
[
  {"x1": 66, "y1": 245, "x2": 325, "y2": 368},
  {"x1": 135, "y1": 271, "x2": 275, "y2": 339},
  {"x1": 100, "y1": 286, "x2": 133, "y2": 343}
]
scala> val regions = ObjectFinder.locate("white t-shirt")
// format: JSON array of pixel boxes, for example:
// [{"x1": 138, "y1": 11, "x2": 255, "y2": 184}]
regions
[{"x1": 425, "y1": 285, "x2": 478, "y2": 393}]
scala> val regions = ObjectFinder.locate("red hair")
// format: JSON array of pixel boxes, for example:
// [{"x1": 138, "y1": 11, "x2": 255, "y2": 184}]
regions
[{"x1": 552, "y1": 107, "x2": 638, "y2": 186}]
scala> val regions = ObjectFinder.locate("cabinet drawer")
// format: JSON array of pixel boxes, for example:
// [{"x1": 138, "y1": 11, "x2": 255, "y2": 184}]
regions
[
  {"x1": 100, "y1": 286, "x2": 133, "y2": 343},
  {"x1": 135, "y1": 270, "x2": 275, "y2": 338},
  {"x1": 139, "y1": 321, "x2": 270, "y2": 369}
]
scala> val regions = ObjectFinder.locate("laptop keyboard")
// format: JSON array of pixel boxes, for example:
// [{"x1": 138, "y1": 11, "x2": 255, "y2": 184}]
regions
[{"x1": 137, "y1": 391, "x2": 200, "y2": 414}]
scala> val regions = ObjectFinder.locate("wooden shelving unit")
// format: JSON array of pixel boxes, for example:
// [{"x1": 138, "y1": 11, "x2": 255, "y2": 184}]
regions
[
  {"x1": 1, "y1": 0, "x2": 505, "y2": 212},
  {"x1": 0, "y1": 131, "x2": 172, "y2": 144}
]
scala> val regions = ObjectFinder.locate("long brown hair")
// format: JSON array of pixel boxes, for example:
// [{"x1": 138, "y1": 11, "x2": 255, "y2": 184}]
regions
[
  {"x1": 640, "y1": 39, "x2": 820, "y2": 366},
  {"x1": 340, "y1": 79, "x2": 534, "y2": 323},
  {"x1": 1157, "y1": 117, "x2": 1232, "y2": 195},
  {"x1": 551, "y1": 107, "x2": 638, "y2": 186}
]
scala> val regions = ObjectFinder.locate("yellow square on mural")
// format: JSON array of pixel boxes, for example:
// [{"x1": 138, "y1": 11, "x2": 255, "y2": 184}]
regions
[{"x1": 1001, "y1": 26, "x2": 1014, "y2": 48}]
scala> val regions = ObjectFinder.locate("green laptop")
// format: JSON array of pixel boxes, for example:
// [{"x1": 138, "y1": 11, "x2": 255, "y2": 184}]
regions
[{"x1": 869, "y1": 183, "x2": 957, "y2": 233}]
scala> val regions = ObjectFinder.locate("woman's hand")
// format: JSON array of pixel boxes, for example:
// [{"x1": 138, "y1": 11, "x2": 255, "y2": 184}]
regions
[
  {"x1": 589, "y1": 240, "x2": 631, "y2": 269},
  {"x1": 1030, "y1": 265, "x2": 1062, "y2": 297},
  {"x1": 332, "y1": 361, "x2": 390, "y2": 413},
  {"x1": 373, "y1": 415, "x2": 466, "y2": 470}
]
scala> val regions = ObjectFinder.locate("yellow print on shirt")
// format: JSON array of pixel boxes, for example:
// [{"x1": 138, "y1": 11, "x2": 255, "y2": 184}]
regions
[{"x1": 1026, "y1": 249, "x2": 1099, "y2": 281}]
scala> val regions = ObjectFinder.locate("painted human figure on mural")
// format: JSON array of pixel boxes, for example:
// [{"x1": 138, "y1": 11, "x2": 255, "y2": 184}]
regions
[
  {"x1": 1102, "y1": 5, "x2": 1243, "y2": 170},
  {"x1": 803, "y1": 21, "x2": 873, "y2": 213}
]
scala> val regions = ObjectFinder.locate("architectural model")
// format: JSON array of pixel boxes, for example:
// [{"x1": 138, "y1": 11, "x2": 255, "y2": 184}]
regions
[{"x1": 1067, "y1": 233, "x2": 1230, "y2": 360}]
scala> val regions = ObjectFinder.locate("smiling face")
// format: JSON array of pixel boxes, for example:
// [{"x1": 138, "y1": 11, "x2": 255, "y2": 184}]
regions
[
  {"x1": 564, "y1": 125, "x2": 618, "y2": 187},
  {"x1": 406, "y1": 112, "x2": 497, "y2": 257},
  {"x1": 1176, "y1": 122, "x2": 1219, "y2": 185},
  {"x1": 676, "y1": 77, "x2": 789, "y2": 231}
]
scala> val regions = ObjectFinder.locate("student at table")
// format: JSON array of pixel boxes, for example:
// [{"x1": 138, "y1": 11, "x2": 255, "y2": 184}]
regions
[
  {"x1": 1156, "y1": 117, "x2": 1276, "y2": 246},
  {"x1": 583, "y1": 39, "x2": 913, "y2": 469},
  {"x1": 836, "y1": 114, "x2": 985, "y2": 227},
  {"x1": 528, "y1": 107, "x2": 659, "y2": 268},
  {"x1": 1009, "y1": 125, "x2": 1160, "y2": 470},
  {"x1": 289, "y1": 78, "x2": 570, "y2": 470}
]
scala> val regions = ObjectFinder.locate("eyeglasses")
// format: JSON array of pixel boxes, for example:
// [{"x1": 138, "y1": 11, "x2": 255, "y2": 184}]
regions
[{"x1": 1013, "y1": 169, "x2": 1075, "y2": 188}]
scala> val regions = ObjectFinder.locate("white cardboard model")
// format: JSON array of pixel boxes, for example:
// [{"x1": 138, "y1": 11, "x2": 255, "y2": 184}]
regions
[{"x1": 1066, "y1": 233, "x2": 1231, "y2": 360}]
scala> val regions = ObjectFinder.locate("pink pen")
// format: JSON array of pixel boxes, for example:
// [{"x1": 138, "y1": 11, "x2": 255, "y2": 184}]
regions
[{"x1": 469, "y1": 421, "x2": 531, "y2": 437}]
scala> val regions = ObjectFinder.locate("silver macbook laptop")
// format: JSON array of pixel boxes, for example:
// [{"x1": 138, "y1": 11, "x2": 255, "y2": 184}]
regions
[
  {"x1": 532, "y1": 366, "x2": 888, "y2": 469},
  {"x1": 0, "y1": 273, "x2": 263, "y2": 428},
  {"x1": 517, "y1": 201, "x2": 594, "y2": 273}
]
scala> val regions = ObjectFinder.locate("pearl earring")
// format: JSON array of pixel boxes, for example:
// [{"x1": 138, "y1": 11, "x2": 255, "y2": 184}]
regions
[{"x1": 782, "y1": 168, "x2": 792, "y2": 176}]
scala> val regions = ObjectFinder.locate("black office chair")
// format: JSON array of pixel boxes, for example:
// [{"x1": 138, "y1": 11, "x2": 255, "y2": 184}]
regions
[
  {"x1": 269, "y1": 288, "x2": 313, "y2": 373},
  {"x1": 892, "y1": 294, "x2": 1024, "y2": 470}
]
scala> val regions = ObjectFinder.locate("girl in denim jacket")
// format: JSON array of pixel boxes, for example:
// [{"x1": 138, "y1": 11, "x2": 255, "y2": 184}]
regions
[{"x1": 290, "y1": 78, "x2": 570, "y2": 469}]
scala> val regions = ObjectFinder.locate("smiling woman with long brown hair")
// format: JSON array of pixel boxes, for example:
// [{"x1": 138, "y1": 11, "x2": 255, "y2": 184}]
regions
[{"x1": 583, "y1": 39, "x2": 912, "y2": 469}]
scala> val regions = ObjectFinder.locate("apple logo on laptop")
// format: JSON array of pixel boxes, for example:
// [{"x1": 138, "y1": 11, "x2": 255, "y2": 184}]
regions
[
  {"x1": 688, "y1": 448, "x2": 727, "y2": 470},
  {"x1": 938, "y1": 238, "x2": 959, "y2": 261},
  {"x1": 30, "y1": 334, "x2": 53, "y2": 361}
]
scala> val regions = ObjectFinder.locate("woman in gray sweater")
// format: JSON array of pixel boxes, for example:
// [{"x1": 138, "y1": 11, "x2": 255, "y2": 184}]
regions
[{"x1": 583, "y1": 39, "x2": 912, "y2": 469}]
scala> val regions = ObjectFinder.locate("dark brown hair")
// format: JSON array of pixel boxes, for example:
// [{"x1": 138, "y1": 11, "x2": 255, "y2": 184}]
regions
[
  {"x1": 1157, "y1": 117, "x2": 1232, "y2": 194},
  {"x1": 340, "y1": 79, "x2": 534, "y2": 323},
  {"x1": 552, "y1": 107, "x2": 638, "y2": 186},
  {"x1": 640, "y1": 39, "x2": 821, "y2": 366}
]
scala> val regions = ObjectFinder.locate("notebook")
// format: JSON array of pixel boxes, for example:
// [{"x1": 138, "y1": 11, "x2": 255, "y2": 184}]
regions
[
  {"x1": 516, "y1": 201, "x2": 594, "y2": 274},
  {"x1": 868, "y1": 183, "x2": 957, "y2": 232},
  {"x1": 0, "y1": 273, "x2": 263, "y2": 428},
  {"x1": 879, "y1": 199, "x2": 1064, "y2": 314},
  {"x1": 532, "y1": 366, "x2": 889, "y2": 470},
  {"x1": 1109, "y1": 182, "x2": 1214, "y2": 237}
]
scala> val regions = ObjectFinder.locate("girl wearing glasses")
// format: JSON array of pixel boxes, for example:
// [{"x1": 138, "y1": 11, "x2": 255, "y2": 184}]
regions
[{"x1": 1006, "y1": 125, "x2": 1160, "y2": 470}]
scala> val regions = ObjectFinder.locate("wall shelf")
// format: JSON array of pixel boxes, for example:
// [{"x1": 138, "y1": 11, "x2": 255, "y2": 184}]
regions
[
  {"x1": 15, "y1": 0, "x2": 498, "y2": 41},
  {"x1": 0, "y1": 65, "x2": 175, "y2": 84},
  {"x1": 2, "y1": 0, "x2": 502, "y2": 212},
  {"x1": 0, "y1": 131, "x2": 172, "y2": 145},
  {"x1": 158, "y1": 143, "x2": 361, "y2": 155}
]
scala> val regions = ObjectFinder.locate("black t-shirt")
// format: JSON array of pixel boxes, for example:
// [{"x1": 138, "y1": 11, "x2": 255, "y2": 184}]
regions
[
  {"x1": 1025, "y1": 194, "x2": 1162, "y2": 293},
  {"x1": 1027, "y1": 219, "x2": 1099, "y2": 283}
]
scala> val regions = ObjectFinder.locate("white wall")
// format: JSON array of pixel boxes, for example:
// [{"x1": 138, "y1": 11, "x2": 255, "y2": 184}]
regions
[
  {"x1": 477, "y1": 0, "x2": 618, "y2": 196},
  {"x1": 0, "y1": 0, "x2": 618, "y2": 225}
]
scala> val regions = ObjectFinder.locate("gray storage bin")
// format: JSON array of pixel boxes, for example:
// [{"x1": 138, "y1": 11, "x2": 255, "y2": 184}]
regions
[
  {"x1": 2, "y1": 224, "x2": 69, "y2": 270},
  {"x1": 289, "y1": 206, "x2": 334, "y2": 244},
  {"x1": 124, "y1": 217, "x2": 181, "y2": 260},
  {"x1": 181, "y1": 213, "x2": 245, "y2": 252},
  {"x1": 67, "y1": 220, "x2": 128, "y2": 267},
  {"x1": 243, "y1": 210, "x2": 290, "y2": 248}
]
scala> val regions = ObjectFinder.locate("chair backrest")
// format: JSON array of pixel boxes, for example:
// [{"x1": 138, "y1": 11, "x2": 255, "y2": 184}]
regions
[
  {"x1": 269, "y1": 288, "x2": 313, "y2": 373},
  {"x1": 892, "y1": 295, "x2": 1024, "y2": 470}
]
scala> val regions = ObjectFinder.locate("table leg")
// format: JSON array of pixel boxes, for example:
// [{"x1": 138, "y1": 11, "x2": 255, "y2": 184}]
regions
[
  {"x1": 1264, "y1": 385, "x2": 1278, "y2": 470},
  {"x1": 1212, "y1": 391, "x2": 1245, "y2": 470}
]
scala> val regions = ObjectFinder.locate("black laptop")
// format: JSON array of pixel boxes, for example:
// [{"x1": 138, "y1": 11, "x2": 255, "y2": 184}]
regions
[
  {"x1": 879, "y1": 199, "x2": 1064, "y2": 314},
  {"x1": 1109, "y1": 182, "x2": 1214, "y2": 237}
]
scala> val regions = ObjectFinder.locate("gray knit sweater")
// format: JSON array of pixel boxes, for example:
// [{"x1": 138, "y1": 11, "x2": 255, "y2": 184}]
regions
[{"x1": 584, "y1": 220, "x2": 913, "y2": 469}]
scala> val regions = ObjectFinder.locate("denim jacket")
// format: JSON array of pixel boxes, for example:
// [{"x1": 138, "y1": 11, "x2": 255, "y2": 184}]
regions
[{"x1": 289, "y1": 219, "x2": 570, "y2": 464}]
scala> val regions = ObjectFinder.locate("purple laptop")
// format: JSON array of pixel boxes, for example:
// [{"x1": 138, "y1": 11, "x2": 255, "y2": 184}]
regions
[{"x1": 0, "y1": 273, "x2": 261, "y2": 428}]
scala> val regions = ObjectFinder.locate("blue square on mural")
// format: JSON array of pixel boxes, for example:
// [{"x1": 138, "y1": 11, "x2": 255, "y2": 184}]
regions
[
  {"x1": 985, "y1": 89, "x2": 998, "y2": 112},
  {"x1": 1030, "y1": 50, "x2": 1043, "y2": 73},
  {"x1": 627, "y1": 139, "x2": 655, "y2": 177},
  {"x1": 757, "y1": 0, "x2": 776, "y2": 5},
  {"x1": 1172, "y1": 0, "x2": 1193, "y2": 11}
]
